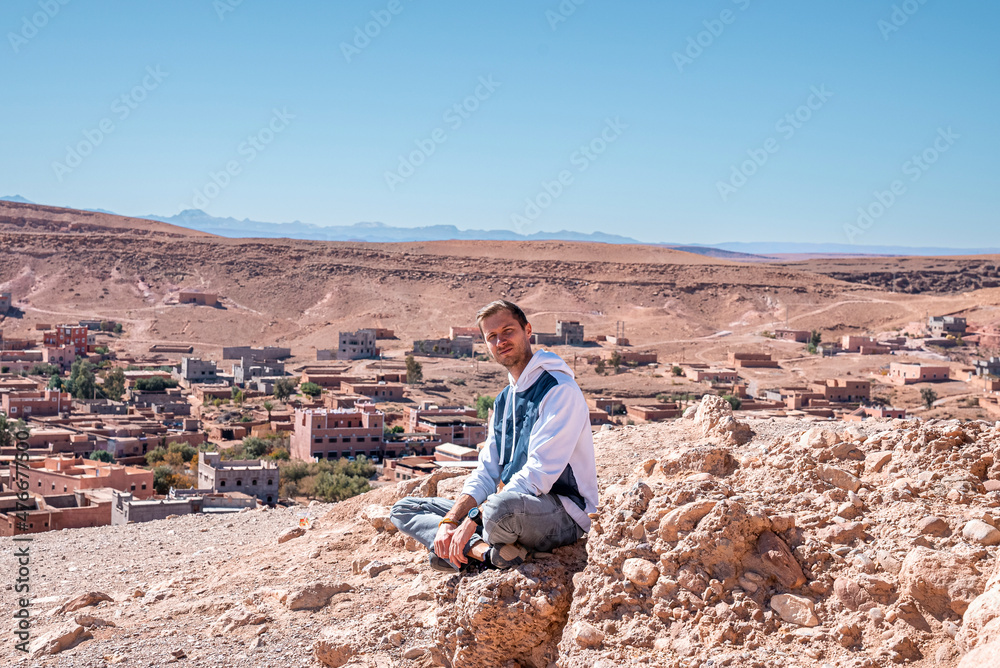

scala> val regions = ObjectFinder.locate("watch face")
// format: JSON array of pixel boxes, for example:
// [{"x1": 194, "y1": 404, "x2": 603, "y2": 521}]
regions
[{"x1": 468, "y1": 508, "x2": 482, "y2": 524}]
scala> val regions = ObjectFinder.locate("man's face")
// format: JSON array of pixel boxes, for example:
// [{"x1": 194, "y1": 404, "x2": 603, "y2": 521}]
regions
[{"x1": 481, "y1": 310, "x2": 532, "y2": 372}]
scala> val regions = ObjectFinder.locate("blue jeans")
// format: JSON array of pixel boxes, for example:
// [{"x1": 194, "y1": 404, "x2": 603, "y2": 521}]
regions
[{"x1": 390, "y1": 490, "x2": 584, "y2": 565}]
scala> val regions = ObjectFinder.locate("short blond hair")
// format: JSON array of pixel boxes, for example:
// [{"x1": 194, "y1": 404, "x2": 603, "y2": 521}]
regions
[{"x1": 476, "y1": 300, "x2": 528, "y2": 335}]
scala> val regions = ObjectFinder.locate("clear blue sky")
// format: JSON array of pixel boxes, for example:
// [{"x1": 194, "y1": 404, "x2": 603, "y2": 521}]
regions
[{"x1": 1, "y1": 0, "x2": 997, "y2": 246}]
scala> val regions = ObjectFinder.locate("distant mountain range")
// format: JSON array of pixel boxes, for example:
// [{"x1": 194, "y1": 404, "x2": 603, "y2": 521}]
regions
[{"x1": 3, "y1": 195, "x2": 997, "y2": 257}]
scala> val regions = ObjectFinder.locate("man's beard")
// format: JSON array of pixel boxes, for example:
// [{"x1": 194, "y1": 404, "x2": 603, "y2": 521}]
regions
[{"x1": 496, "y1": 345, "x2": 529, "y2": 370}]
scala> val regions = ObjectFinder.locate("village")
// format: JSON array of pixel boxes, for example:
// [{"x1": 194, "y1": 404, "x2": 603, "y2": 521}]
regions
[{"x1": 2, "y1": 287, "x2": 1000, "y2": 537}]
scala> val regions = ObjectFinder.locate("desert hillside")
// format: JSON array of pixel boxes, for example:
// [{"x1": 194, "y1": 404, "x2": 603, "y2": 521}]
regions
[
  {"x1": 4, "y1": 400, "x2": 1000, "y2": 667},
  {"x1": 2, "y1": 201, "x2": 998, "y2": 367}
]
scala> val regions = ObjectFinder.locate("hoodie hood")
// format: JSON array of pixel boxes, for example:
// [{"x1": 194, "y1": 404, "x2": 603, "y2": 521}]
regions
[{"x1": 508, "y1": 349, "x2": 574, "y2": 390}]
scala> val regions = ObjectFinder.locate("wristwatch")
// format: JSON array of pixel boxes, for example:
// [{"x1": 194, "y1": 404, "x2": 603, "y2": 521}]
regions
[{"x1": 467, "y1": 507, "x2": 483, "y2": 528}]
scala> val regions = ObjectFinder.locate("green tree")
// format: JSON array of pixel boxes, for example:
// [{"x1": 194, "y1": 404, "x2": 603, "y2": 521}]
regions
[
  {"x1": 595, "y1": 359, "x2": 606, "y2": 375},
  {"x1": 113, "y1": 323, "x2": 123, "y2": 334},
  {"x1": 167, "y1": 442, "x2": 197, "y2": 463},
  {"x1": 809, "y1": 330, "x2": 822, "y2": 347},
  {"x1": 300, "y1": 382, "x2": 322, "y2": 397},
  {"x1": 28, "y1": 363, "x2": 61, "y2": 377},
  {"x1": 103, "y1": 367, "x2": 126, "y2": 401},
  {"x1": 0, "y1": 413, "x2": 19, "y2": 449},
  {"x1": 920, "y1": 387, "x2": 938, "y2": 409},
  {"x1": 475, "y1": 395, "x2": 495, "y2": 420},
  {"x1": 69, "y1": 358, "x2": 97, "y2": 399},
  {"x1": 273, "y1": 377, "x2": 296, "y2": 401},
  {"x1": 48, "y1": 374, "x2": 64, "y2": 390},
  {"x1": 241, "y1": 437, "x2": 269, "y2": 459},
  {"x1": 722, "y1": 394, "x2": 742, "y2": 410},
  {"x1": 152, "y1": 464, "x2": 176, "y2": 495},
  {"x1": 405, "y1": 355, "x2": 423, "y2": 384},
  {"x1": 135, "y1": 376, "x2": 177, "y2": 392},
  {"x1": 671, "y1": 365, "x2": 683, "y2": 377},
  {"x1": 262, "y1": 400, "x2": 274, "y2": 422},
  {"x1": 89, "y1": 450, "x2": 114, "y2": 463},
  {"x1": 609, "y1": 350, "x2": 622, "y2": 374},
  {"x1": 145, "y1": 446, "x2": 167, "y2": 465}
]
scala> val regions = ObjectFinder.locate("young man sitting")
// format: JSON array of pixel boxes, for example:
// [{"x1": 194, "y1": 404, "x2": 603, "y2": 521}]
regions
[{"x1": 390, "y1": 299, "x2": 598, "y2": 571}]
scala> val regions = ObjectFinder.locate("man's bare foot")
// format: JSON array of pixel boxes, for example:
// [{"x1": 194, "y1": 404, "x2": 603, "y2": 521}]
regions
[{"x1": 468, "y1": 541, "x2": 490, "y2": 561}]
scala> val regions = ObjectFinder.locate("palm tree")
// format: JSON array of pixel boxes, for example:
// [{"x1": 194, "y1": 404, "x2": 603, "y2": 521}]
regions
[{"x1": 262, "y1": 400, "x2": 274, "y2": 422}]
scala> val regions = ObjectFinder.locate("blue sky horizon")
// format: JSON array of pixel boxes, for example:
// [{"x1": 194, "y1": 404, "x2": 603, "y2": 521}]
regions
[{"x1": 1, "y1": 1, "x2": 997, "y2": 247}]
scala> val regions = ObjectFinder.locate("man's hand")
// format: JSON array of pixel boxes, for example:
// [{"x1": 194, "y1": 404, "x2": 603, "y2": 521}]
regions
[
  {"x1": 448, "y1": 518, "x2": 478, "y2": 567},
  {"x1": 433, "y1": 523, "x2": 457, "y2": 566}
]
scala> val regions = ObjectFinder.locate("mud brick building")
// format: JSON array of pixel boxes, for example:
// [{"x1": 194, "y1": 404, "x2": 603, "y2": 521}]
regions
[
  {"x1": 728, "y1": 352, "x2": 779, "y2": 369},
  {"x1": 337, "y1": 329, "x2": 377, "y2": 360},
  {"x1": 810, "y1": 378, "x2": 871, "y2": 403},
  {"x1": 291, "y1": 406, "x2": 386, "y2": 461},
  {"x1": 1, "y1": 389, "x2": 72, "y2": 418},
  {"x1": 197, "y1": 452, "x2": 279, "y2": 505},
  {"x1": 888, "y1": 363, "x2": 951, "y2": 385},
  {"x1": 43, "y1": 324, "x2": 90, "y2": 356},
  {"x1": 178, "y1": 290, "x2": 219, "y2": 306},
  {"x1": 12, "y1": 456, "x2": 154, "y2": 498}
]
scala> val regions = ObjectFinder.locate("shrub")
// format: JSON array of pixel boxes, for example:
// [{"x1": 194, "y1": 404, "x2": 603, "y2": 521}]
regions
[
  {"x1": 89, "y1": 450, "x2": 114, "y2": 463},
  {"x1": 145, "y1": 446, "x2": 167, "y2": 465},
  {"x1": 475, "y1": 395, "x2": 495, "y2": 420},
  {"x1": 671, "y1": 365, "x2": 683, "y2": 376},
  {"x1": 299, "y1": 382, "x2": 322, "y2": 397},
  {"x1": 722, "y1": 394, "x2": 742, "y2": 410},
  {"x1": 135, "y1": 376, "x2": 178, "y2": 392}
]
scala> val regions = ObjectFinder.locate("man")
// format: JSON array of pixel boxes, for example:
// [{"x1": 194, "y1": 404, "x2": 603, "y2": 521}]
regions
[{"x1": 390, "y1": 300, "x2": 598, "y2": 571}]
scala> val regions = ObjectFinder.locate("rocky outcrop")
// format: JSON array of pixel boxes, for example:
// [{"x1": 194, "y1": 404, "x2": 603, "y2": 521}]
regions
[{"x1": 693, "y1": 395, "x2": 753, "y2": 445}]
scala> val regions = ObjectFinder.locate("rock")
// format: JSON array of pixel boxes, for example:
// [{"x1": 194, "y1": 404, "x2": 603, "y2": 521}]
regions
[
  {"x1": 362, "y1": 560, "x2": 390, "y2": 578},
  {"x1": 73, "y1": 614, "x2": 115, "y2": 628},
  {"x1": 770, "y1": 594, "x2": 819, "y2": 627},
  {"x1": 658, "y1": 500, "x2": 718, "y2": 542},
  {"x1": 209, "y1": 607, "x2": 269, "y2": 634},
  {"x1": 682, "y1": 406, "x2": 696, "y2": 419},
  {"x1": 622, "y1": 558, "x2": 659, "y2": 587},
  {"x1": 816, "y1": 464, "x2": 862, "y2": 492},
  {"x1": 285, "y1": 582, "x2": 353, "y2": 611},
  {"x1": 351, "y1": 558, "x2": 371, "y2": 575},
  {"x1": 865, "y1": 451, "x2": 893, "y2": 474},
  {"x1": 963, "y1": 520, "x2": 1000, "y2": 546},
  {"x1": 957, "y1": 553, "x2": 1000, "y2": 651},
  {"x1": 883, "y1": 634, "x2": 922, "y2": 663},
  {"x1": 658, "y1": 445, "x2": 737, "y2": 478},
  {"x1": 402, "y1": 647, "x2": 428, "y2": 659},
  {"x1": 57, "y1": 592, "x2": 113, "y2": 613},
  {"x1": 917, "y1": 516, "x2": 951, "y2": 537},
  {"x1": 314, "y1": 632, "x2": 356, "y2": 668},
  {"x1": 694, "y1": 395, "x2": 753, "y2": 445},
  {"x1": 834, "y1": 577, "x2": 872, "y2": 611},
  {"x1": 899, "y1": 547, "x2": 984, "y2": 617},
  {"x1": 30, "y1": 622, "x2": 92, "y2": 656},
  {"x1": 959, "y1": 640, "x2": 1000, "y2": 667},
  {"x1": 744, "y1": 531, "x2": 806, "y2": 589},
  {"x1": 877, "y1": 550, "x2": 903, "y2": 575},
  {"x1": 360, "y1": 505, "x2": 396, "y2": 532},
  {"x1": 572, "y1": 621, "x2": 605, "y2": 648},
  {"x1": 800, "y1": 427, "x2": 839, "y2": 449},
  {"x1": 816, "y1": 521, "x2": 866, "y2": 545},
  {"x1": 277, "y1": 526, "x2": 306, "y2": 544}
]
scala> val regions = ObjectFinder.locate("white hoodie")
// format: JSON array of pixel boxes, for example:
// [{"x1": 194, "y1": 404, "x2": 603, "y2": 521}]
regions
[{"x1": 461, "y1": 349, "x2": 599, "y2": 532}]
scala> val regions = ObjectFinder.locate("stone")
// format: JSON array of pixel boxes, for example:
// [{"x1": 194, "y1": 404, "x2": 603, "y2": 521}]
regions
[
  {"x1": 816, "y1": 464, "x2": 862, "y2": 492},
  {"x1": 658, "y1": 446, "x2": 737, "y2": 478},
  {"x1": 314, "y1": 637, "x2": 356, "y2": 667},
  {"x1": 277, "y1": 526, "x2": 306, "y2": 544},
  {"x1": 402, "y1": 647, "x2": 428, "y2": 659},
  {"x1": 694, "y1": 395, "x2": 753, "y2": 445},
  {"x1": 816, "y1": 521, "x2": 866, "y2": 545},
  {"x1": 963, "y1": 520, "x2": 1000, "y2": 546},
  {"x1": 658, "y1": 500, "x2": 718, "y2": 542},
  {"x1": 917, "y1": 516, "x2": 951, "y2": 537},
  {"x1": 30, "y1": 622, "x2": 92, "y2": 656},
  {"x1": 57, "y1": 592, "x2": 113, "y2": 613},
  {"x1": 899, "y1": 546, "x2": 984, "y2": 617},
  {"x1": 572, "y1": 621, "x2": 605, "y2": 648},
  {"x1": 883, "y1": 634, "x2": 922, "y2": 663},
  {"x1": 877, "y1": 550, "x2": 902, "y2": 575},
  {"x1": 73, "y1": 614, "x2": 115, "y2": 628},
  {"x1": 800, "y1": 427, "x2": 839, "y2": 449},
  {"x1": 360, "y1": 505, "x2": 396, "y2": 532},
  {"x1": 834, "y1": 577, "x2": 872, "y2": 611},
  {"x1": 744, "y1": 531, "x2": 806, "y2": 589},
  {"x1": 362, "y1": 560, "x2": 391, "y2": 578},
  {"x1": 285, "y1": 582, "x2": 353, "y2": 611},
  {"x1": 622, "y1": 558, "x2": 659, "y2": 587},
  {"x1": 959, "y1": 640, "x2": 1000, "y2": 668},
  {"x1": 865, "y1": 451, "x2": 893, "y2": 473},
  {"x1": 770, "y1": 594, "x2": 819, "y2": 627}
]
